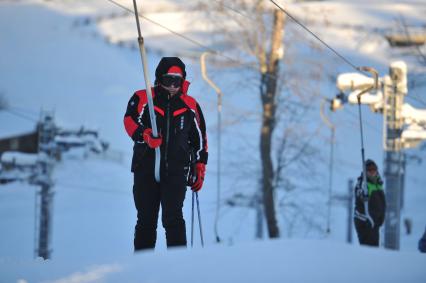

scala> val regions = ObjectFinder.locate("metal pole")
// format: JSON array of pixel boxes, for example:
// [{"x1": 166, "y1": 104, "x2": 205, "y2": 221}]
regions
[
  {"x1": 36, "y1": 112, "x2": 55, "y2": 259},
  {"x1": 200, "y1": 52, "x2": 222, "y2": 242},
  {"x1": 384, "y1": 61, "x2": 407, "y2": 250},
  {"x1": 196, "y1": 192, "x2": 204, "y2": 247},
  {"x1": 191, "y1": 191, "x2": 195, "y2": 247},
  {"x1": 38, "y1": 184, "x2": 52, "y2": 259},
  {"x1": 384, "y1": 74, "x2": 402, "y2": 250},
  {"x1": 132, "y1": 0, "x2": 160, "y2": 182},
  {"x1": 33, "y1": 184, "x2": 38, "y2": 258}
]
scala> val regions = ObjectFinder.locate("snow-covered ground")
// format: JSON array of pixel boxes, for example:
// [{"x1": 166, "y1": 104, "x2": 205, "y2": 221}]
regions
[
  {"x1": 2, "y1": 239, "x2": 426, "y2": 283},
  {"x1": 0, "y1": 0, "x2": 425, "y2": 281}
]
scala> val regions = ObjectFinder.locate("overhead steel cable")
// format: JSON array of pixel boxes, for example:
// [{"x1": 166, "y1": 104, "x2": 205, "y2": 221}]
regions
[
  {"x1": 210, "y1": 0, "x2": 256, "y2": 21},
  {"x1": 106, "y1": 0, "x2": 240, "y2": 64},
  {"x1": 206, "y1": 0, "x2": 416, "y2": 128},
  {"x1": 2, "y1": 108, "x2": 38, "y2": 123},
  {"x1": 105, "y1": 1, "x2": 384, "y2": 144},
  {"x1": 105, "y1": 0, "x2": 286, "y2": 82},
  {"x1": 106, "y1": 0, "x2": 217, "y2": 52},
  {"x1": 268, "y1": 0, "x2": 362, "y2": 73}
]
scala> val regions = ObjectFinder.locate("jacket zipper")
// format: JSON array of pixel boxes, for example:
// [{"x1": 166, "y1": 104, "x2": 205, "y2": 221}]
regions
[{"x1": 164, "y1": 99, "x2": 171, "y2": 174}]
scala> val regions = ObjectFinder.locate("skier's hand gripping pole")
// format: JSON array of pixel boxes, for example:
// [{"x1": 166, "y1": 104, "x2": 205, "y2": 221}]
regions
[{"x1": 132, "y1": 0, "x2": 160, "y2": 182}]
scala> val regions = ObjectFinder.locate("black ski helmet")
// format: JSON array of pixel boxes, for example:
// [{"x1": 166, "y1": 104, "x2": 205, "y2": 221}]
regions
[
  {"x1": 155, "y1": 57, "x2": 187, "y2": 83},
  {"x1": 365, "y1": 159, "x2": 378, "y2": 170}
]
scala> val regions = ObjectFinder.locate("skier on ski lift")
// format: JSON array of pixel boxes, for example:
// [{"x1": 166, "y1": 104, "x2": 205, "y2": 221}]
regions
[
  {"x1": 354, "y1": 159, "x2": 386, "y2": 247},
  {"x1": 124, "y1": 57, "x2": 208, "y2": 251}
]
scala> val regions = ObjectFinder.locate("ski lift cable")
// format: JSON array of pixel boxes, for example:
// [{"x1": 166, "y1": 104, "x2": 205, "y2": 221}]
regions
[
  {"x1": 106, "y1": 0, "x2": 215, "y2": 52},
  {"x1": 270, "y1": 1, "x2": 426, "y2": 107},
  {"x1": 8, "y1": 105, "x2": 39, "y2": 117},
  {"x1": 2, "y1": 108, "x2": 38, "y2": 123},
  {"x1": 210, "y1": 0, "x2": 256, "y2": 21},
  {"x1": 106, "y1": 0, "x2": 245, "y2": 66},
  {"x1": 269, "y1": 0, "x2": 366, "y2": 75},
  {"x1": 104, "y1": 1, "x2": 384, "y2": 173},
  {"x1": 105, "y1": 0, "x2": 289, "y2": 82},
  {"x1": 207, "y1": 0, "x2": 369, "y2": 79}
]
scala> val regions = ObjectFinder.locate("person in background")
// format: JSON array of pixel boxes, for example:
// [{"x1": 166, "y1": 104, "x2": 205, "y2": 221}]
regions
[{"x1": 354, "y1": 159, "x2": 386, "y2": 247}]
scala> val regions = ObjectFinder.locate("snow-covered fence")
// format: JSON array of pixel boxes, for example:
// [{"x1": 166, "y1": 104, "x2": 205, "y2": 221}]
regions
[
  {"x1": 0, "y1": 151, "x2": 38, "y2": 184},
  {"x1": 0, "y1": 151, "x2": 38, "y2": 170},
  {"x1": 55, "y1": 126, "x2": 109, "y2": 156}
]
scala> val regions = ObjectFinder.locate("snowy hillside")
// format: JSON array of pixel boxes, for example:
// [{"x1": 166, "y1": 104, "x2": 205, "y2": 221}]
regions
[
  {"x1": 0, "y1": 0, "x2": 426, "y2": 281},
  {"x1": 2, "y1": 239, "x2": 426, "y2": 283}
]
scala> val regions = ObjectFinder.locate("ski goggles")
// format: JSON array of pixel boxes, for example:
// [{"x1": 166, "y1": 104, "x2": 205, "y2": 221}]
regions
[{"x1": 161, "y1": 75, "x2": 183, "y2": 87}]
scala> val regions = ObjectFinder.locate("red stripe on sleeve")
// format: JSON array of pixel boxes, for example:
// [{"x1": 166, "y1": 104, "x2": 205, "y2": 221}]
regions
[
  {"x1": 135, "y1": 88, "x2": 156, "y2": 113},
  {"x1": 124, "y1": 116, "x2": 138, "y2": 137}
]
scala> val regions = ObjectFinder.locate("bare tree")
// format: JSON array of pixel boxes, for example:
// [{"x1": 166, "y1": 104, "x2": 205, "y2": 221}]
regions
[
  {"x1": 274, "y1": 111, "x2": 326, "y2": 236},
  {"x1": 199, "y1": 0, "x2": 285, "y2": 238},
  {"x1": 201, "y1": 0, "x2": 327, "y2": 239}
]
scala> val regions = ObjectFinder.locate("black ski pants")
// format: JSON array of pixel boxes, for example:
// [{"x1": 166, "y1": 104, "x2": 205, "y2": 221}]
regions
[
  {"x1": 133, "y1": 171, "x2": 187, "y2": 251},
  {"x1": 355, "y1": 219, "x2": 380, "y2": 247}
]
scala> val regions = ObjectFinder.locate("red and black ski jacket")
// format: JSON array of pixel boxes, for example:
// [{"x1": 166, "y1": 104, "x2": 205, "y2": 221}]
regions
[{"x1": 124, "y1": 83, "x2": 208, "y2": 174}]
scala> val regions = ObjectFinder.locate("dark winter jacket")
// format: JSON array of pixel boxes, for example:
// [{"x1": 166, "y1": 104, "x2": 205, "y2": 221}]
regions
[
  {"x1": 354, "y1": 173, "x2": 386, "y2": 228},
  {"x1": 124, "y1": 85, "x2": 208, "y2": 174}
]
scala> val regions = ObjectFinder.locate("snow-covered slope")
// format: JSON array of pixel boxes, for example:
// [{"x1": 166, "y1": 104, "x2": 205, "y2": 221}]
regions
[{"x1": 2, "y1": 239, "x2": 426, "y2": 282}]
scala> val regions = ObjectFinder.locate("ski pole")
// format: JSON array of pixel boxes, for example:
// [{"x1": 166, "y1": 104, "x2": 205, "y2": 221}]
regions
[
  {"x1": 355, "y1": 66, "x2": 379, "y2": 228},
  {"x1": 196, "y1": 192, "x2": 204, "y2": 247},
  {"x1": 191, "y1": 190, "x2": 195, "y2": 247},
  {"x1": 132, "y1": 0, "x2": 161, "y2": 182}
]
